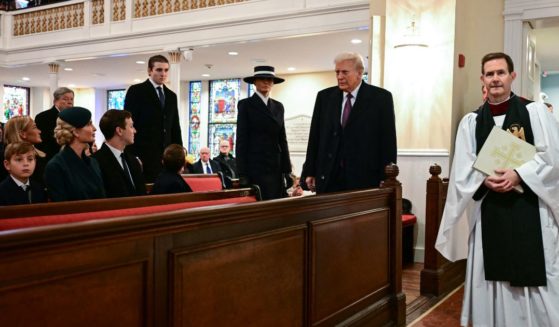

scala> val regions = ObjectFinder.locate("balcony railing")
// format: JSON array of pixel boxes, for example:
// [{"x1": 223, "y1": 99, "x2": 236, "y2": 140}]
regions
[{"x1": 6, "y1": 0, "x2": 248, "y2": 36}]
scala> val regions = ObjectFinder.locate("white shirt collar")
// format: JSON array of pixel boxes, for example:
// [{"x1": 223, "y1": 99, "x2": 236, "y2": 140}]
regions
[
  {"x1": 255, "y1": 90, "x2": 270, "y2": 106},
  {"x1": 105, "y1": 142, "x2": 125, "y2": 167},
  {"x1": 11, "y1": 175, "x2": 30, "y2": 189},
  {"x1": 148, "y1": 78, "x2": 164, "y2": 89},
  {"x1": 344, "y1": 81, "x2": 362, "y2": 99}
]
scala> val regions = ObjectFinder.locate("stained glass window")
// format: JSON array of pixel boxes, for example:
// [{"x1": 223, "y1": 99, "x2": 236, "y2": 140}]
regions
[
  {"x1": 188, "y1": 81, "x2": 202, "y2": 158},
  {"x1": 209, "y1": 79, "x2": 240, "y2": 123},
  {"x1": 248, "y1": 83, "x2": 256, "y2": 97},
  {"x1": 2, "y1": 85, "x2": 30, "y2": 123},
  {"x1": 107, "y1": 89, "x2": 126, "y2": 110},
  {"x1": 208, "y1": 124, "x2": 236, "y2": 158},
  {"x1": 208, "y1": 79, "x2": 240, "y2": 157}
]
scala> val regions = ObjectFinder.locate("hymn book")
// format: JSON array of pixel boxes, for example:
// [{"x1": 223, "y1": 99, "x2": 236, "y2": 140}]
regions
[{"x1": 473, "y1": 126, "x2": 536, "y2": 193}]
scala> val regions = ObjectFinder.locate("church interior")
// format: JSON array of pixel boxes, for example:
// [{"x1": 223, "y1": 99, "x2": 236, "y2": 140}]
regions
[{"x1": 1, "y1": 0, "x2": 558, "y2": 325}]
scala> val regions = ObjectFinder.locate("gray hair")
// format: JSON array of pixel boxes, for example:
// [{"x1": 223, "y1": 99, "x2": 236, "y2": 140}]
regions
[
  {"x1": 334, "y1": 52, "x2": 365, "y2": 73},
  {"x1": 53, "y1": 87, "x2": 74, "y2": 101}
]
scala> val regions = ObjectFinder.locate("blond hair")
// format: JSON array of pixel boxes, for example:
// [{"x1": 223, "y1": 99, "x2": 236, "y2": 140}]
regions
[
  {"x1": 4, "y1": 116, "x2": 45, "y2": 157},
  {"x1": 54, "y1": 118, "x2": 76, "y2": 146},
  {"x1": 334, "y1": 52, "x2": 365, "y2": 73}
]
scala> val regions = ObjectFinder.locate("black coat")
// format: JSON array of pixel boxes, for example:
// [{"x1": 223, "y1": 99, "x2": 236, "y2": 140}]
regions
[
  {"x1": 213, "y1": 153, "x2": 238, "y2": 179},
  {"x1": 124, "y1": 80, "x2": 182, "y2": 183},
  {"x1": 35, "y1": 106, "x2": 61, "y2": 162},
  {"x1": 302, "y1": 83, "x2": 397, "y2": 194},
  {"x1": 93, "y1": 143, "x2": 147, "y2": 198},
  {"x1": 236, "y1": 94, "x2": 291, "y2": 200},
  {"x1": 0, "y1": 176, "x2": 47, "y2": 206},
  {"x1": 192, "y1": 159, "x2": 222, "y2": 174},
  {"x1": 44, "y1": 146, "x2": 106, "y2": 202},
  {"x1": 152, "y1": 170, "x2": 192, "y2": 195}
]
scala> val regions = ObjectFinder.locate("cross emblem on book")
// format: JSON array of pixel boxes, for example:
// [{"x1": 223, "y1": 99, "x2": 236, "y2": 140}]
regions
[{"x1": 490, "y1": 143, "x2": 524, "y2": 168}]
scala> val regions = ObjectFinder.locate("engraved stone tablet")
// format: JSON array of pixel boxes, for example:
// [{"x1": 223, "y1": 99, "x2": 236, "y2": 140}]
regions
[{"x1": 285, "y1": 115, "x2": 312, "y2": 153}]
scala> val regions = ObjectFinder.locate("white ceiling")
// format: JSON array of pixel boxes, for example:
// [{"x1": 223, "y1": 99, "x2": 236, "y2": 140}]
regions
[
  {"x1": 0, "y1": 29, "x2": 370, "y2": 89},
  {"x1": 1, "y1": 21, "x2": 557, "y2": 89}
]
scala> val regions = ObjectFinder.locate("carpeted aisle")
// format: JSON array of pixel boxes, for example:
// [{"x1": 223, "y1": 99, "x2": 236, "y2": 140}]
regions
[{"x1": 407, "y1": 285, "x2": 464, "y2": 327}]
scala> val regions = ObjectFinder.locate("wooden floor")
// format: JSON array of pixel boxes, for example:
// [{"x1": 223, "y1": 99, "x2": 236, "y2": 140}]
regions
[{"x1": 402, "y1": 262, "x2": 462, "y2": 326}]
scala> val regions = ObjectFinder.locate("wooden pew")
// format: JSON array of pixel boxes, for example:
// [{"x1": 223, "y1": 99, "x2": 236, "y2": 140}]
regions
[
  {"x1": 420, "y1": 164, "x2": 466, "y2": 296},
  {"x1": 0, "y1": 165, "x2": 405, "y2": 327},
  {"x1": 0, "y1": 188, "x2": 258, "y2": 219}
]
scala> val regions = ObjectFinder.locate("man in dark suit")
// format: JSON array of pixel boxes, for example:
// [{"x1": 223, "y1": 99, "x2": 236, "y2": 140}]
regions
[
  {"x1": 93, "y1": 109, "x2": 146, "y2": 197},
  {"x1": 236, "y1": 66, "x2": 292, "y2": 200},
  {"x1": 302, "y1": 52, "x2": 397, "y2": 194},
  {"x1": 35, "y1": 87, "x2": 74, "y2": 162},
  {"x1": 213, "y1": 140, "x2": 237, "y2": 188},
  {"x1": 192, "y1": 147, "x2": 222, "y2": 175},
  {"x1": 124, "y1": 55, "x2": 182, "y2": 182}
]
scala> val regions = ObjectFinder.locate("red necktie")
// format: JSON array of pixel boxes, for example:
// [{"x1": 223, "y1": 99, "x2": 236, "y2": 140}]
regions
[{"x1": 342, "y1": 93, "x2": 353, "y2": 128}]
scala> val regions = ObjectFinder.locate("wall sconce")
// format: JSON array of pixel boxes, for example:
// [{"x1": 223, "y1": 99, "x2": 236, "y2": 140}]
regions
[{"x1": 394, "y1": 17, "x2": 428, "y2": 49}]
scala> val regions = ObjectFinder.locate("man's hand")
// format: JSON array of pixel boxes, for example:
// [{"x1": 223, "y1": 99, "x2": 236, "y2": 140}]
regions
[
  {"x1": 305, "y1": 176, "x2": 316, "y2": 192},
  {"x1": 484, "y1": 168, "x2": 521, "y2": 193}
]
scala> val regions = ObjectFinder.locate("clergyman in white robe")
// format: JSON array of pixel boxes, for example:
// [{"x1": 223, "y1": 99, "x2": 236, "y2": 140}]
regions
[{"x1": 435, "y1": 101, "x2": 559, "y2": 327}]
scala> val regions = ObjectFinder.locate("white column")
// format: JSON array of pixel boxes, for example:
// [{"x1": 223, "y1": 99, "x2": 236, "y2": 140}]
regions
[
  {"x1": 168, "y1": 50, "x2": 187, "y2": 145},
  {"x1": 504, "y1": 15, "x2": 524, "y2": 95},
  {"x1": 48, "y1": 63, "x2": 60, "y2": 102},
  {"x1": 369, "y1": 0, "x2": 386, "y2": 87}
]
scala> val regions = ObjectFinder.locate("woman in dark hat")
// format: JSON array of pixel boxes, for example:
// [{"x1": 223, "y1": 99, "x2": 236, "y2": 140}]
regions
[
  {"x1": 44, "y1": 107, "x2": 106, "y2": 201},
  {"x1": 236, "y1": 66, "x2": 292, "y2": 200}
]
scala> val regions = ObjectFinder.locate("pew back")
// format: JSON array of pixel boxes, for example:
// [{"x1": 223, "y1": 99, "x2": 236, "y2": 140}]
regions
[
  {"x1": 0, "y1": 166, "x2": 406, "y2": 327},
  {"x1": 0, "y1": 188, "x2": 256, "y2": 219}
]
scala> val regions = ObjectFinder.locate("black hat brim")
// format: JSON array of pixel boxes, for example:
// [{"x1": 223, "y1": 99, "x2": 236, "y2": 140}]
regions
[{"x1": 243, "y1": 75, "x2": 285, "y2": 84}]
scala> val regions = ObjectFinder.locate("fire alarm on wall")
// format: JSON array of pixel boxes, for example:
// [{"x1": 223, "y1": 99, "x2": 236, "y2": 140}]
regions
[{"x1": 458, "y1": 54, "x2": 466, "y2": 68}]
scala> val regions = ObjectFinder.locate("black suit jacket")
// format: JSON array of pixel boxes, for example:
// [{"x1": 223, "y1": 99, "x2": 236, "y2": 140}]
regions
[
  {"x1": 192, "y1": 159, "x2": 222, "y2": 174},
  {"x1": 152, "y1": 170, "x2": 193, "y2": 195},
  {"x1": 35, "y1": 106, "x2": 61, "y2": 162},
  {"x1": 213, "y1": 153, "x2": 238, "y2": 179},
  {"x1": 302, "y1": 83, "x2": 397, "y2": 194},
  {"x1": 236, "y1": 94, "x2": 291, "y2": 200},
  {"x1": 0, "y1": 176, "x2": 47, "y2": 206},
  {"x1": 124, "y1": 79, "x2": 182, "y2": 182},
  {"x1": 93, "y1": 143, "x2": 146, "y2": 198}
]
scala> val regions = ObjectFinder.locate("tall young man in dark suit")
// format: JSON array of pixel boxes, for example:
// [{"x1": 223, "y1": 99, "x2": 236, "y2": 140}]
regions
[
  {"x1": 302, "y1": 52, "x2": 397, "y2": 194},
  {"x1": 124, "y1": 55, "x2": 182, "y2": 182},
  {"x1": 236, "y1": 66, "x2": 292, "y2": 200},
  {"x1": 93, "y1": 109, "x2": 146, "y2": 197},
  {"x1": 35, "y1": 87, "x2": 74, "y2": 162}
]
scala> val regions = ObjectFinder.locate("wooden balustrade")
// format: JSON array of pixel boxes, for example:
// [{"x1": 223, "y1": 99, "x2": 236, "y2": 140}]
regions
[{"x1": 9, "y1": 0, "x2": 249, "y2": 36}]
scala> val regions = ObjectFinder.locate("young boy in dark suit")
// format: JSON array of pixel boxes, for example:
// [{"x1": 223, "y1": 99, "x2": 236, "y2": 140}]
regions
[
  {"x1": 0, "y1": 142, "x2": 47, "y2": 206},
  {"x1": 151, "y1": 144, "x2": 193, "y2": 195}
]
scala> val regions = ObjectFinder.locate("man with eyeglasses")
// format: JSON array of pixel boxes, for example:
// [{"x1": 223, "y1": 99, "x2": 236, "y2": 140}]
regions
[{"x1": 213, "y1": 140, "x2": 238, "y2": 185}]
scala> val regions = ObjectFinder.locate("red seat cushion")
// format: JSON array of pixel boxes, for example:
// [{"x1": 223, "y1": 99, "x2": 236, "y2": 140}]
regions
[
  {"x1": 0, "y1": 196, "x2": 257, "y2": 231},
  {"x1": 402, "y1": 214, "x2": 417, "y2": 227},
  {"x1": 183, "y1": 175, "x2": 223, "y2": 192}
]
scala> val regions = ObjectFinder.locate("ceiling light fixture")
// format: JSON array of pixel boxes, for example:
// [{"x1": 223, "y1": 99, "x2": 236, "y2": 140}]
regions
[
  {"x1": 287, "y1": 67, "x2": 296, "y2": 71},
  {"x1": 228, "y1": 51, "x2": 239, "y2": 56},
  {"x1": 351, "y1": 39, "x2": 362, "y2": 44},
  {"x1": 394, "y1": 17, "x2": 428, "y2": 48},
  {"x1": 64, "y1": 68, "x2": 73, "y2": 71},
  {"x1": 136, "y1": 61, "x2": 145, "y2": 64},
  {"x1": 68, "y1": 84, "x2": 76, "y2": 87},
  {"x1": 202, "y1": 74, "x2": 211, "y2": 77},
  {"x1": 133, "y1": 79, "x2": 142, "y2": 83},
  {"x1": 22, "y1": 77, "x2": 30, "y2": 81}
]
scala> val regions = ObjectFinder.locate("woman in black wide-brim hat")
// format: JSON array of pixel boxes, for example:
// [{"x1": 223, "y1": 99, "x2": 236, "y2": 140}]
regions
[{"x1": 235, "y1": 66, "x2": 292, "y2": 200}]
